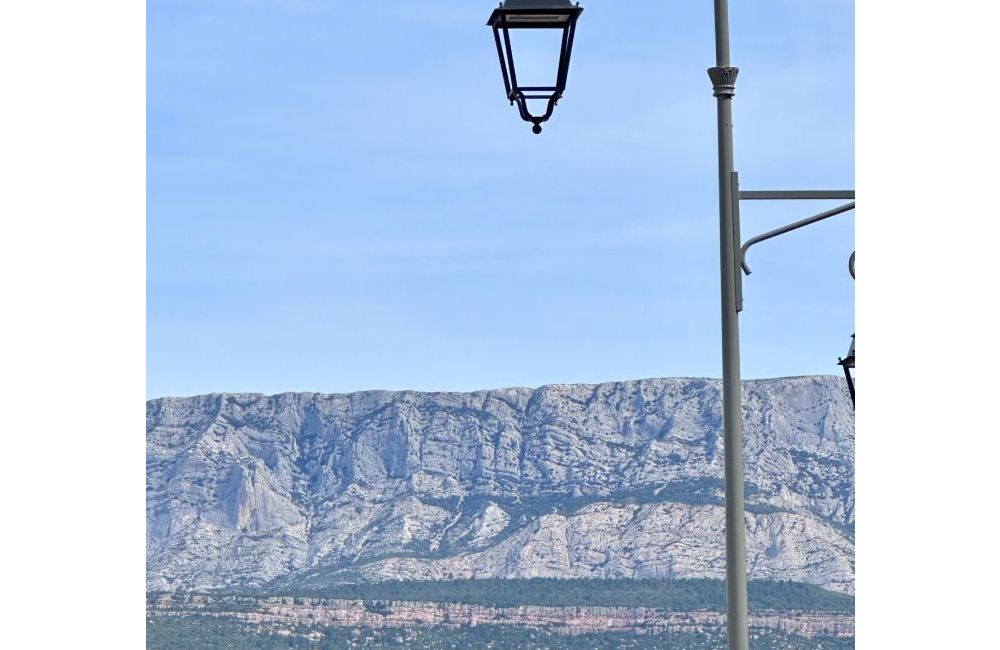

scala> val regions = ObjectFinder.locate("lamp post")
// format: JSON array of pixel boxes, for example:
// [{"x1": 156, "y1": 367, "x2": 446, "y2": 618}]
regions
[
  {"x1": 485, "y1": 2, "x2": 853, "y2": 649},
  {"x1": 705, "y1": 2, "x2": 751, "y2": 646}
]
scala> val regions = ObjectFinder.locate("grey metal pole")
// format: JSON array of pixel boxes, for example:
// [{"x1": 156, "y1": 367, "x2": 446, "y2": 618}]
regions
[{"x1": 708, "y1": 1, "x2": 750, "y2": 649}]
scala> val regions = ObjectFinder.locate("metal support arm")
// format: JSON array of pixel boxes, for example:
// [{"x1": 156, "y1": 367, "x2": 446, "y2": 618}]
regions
[
  {"x1": 740, "y1": 190, "x2": 854, "y2": 200},
  {"x1": 740, "y1": 201, "x2": 855, "y2": 275}
]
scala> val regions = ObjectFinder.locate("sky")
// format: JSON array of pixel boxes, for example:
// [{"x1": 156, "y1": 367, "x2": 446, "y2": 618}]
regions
[{"x1": 147, "y1": 0, "x2": 855, "y2": 399}]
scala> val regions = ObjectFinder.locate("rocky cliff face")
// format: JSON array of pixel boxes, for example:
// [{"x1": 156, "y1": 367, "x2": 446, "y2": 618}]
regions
[{"x1": 146, "y1": 376, "x2": 854, "y2": 593}]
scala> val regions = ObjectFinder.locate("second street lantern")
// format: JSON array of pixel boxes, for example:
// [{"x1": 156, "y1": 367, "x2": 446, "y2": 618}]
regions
[
  {"x1": 487, "y1": 1, "x2": 583, "y2": 134},
  {"x1": 838, "y1": 334, "x2": 855, "y2": 406}
]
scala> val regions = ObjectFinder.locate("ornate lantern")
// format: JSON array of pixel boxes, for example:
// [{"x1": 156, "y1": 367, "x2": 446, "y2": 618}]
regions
[{"x1": 487, "y1": 1, "x2": 584, "y2": 134}]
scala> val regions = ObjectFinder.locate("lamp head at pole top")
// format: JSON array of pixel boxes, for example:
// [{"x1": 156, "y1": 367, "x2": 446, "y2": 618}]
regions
[{"x1": 487, "y1": 1, "x2": 583, "y2": 28}]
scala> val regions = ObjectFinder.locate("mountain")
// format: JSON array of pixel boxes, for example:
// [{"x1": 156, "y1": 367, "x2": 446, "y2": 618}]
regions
[{"x1": 146, "y1": 376, "x2": 854, "y2": 594}]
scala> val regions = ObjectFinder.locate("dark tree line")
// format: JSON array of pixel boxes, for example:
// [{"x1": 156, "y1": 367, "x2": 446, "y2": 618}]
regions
[
  {"x1": 261, "y1": 578, "x2": 853, "y2": 613},
  {"x1": 147, "y1": 616, "x2": 855, "y2": 650}
]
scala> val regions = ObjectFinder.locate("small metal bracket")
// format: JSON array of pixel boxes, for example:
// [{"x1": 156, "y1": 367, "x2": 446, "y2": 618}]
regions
[{"x1": 731, "y1": 172, "x2": 743, "y2": 312}]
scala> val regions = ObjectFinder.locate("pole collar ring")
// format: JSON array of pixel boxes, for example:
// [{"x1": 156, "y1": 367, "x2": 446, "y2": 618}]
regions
[{"x1": 708, "y1": 66, "x2": 739, "y2": 97}]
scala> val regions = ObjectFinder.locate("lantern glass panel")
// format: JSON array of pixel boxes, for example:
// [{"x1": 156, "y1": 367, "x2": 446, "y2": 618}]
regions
[
  {"x1": 505, "y1": 27, "x2": 567, "y2": 89},
  {"x1": 487, "y1": 1, "x2": 582, "y2": 133}
]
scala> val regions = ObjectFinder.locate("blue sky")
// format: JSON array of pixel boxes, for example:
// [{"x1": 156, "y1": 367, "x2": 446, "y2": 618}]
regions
[{"x1": 148, "y1": 0, "x2": 854, "y2": 399}]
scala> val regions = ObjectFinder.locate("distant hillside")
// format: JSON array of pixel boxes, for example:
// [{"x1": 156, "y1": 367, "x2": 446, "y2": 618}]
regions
[{"x1": 147, "y1": 376, "x2": 854, "y2": 593}]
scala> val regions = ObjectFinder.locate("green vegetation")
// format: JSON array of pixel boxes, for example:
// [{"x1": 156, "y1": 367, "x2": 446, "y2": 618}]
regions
[
  {"x1": 148, "y1": 616, "x2": 308, "y2": 649},
  {"x1": 148, "y1": 579, "x2": 853, "y2": 648},
  {"x1": 253, "y1": 578, "x2": 853, "y2": 614},
  {"x1": 423, "y1": 483, "x2": 731, "y2": 533},
  {"x1": 146, "y1": 616, "x2": 854, "y2": 650}
]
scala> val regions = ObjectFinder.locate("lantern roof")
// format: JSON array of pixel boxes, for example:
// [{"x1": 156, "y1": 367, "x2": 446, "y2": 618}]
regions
[{"x1": 487, "y1": 1, "x2": 583, "y2": 28}]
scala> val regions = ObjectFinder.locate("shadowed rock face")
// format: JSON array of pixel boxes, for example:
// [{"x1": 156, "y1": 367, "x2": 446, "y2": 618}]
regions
[{"x1": 146, "y1": 376, "x2": 854, "y2": 593}]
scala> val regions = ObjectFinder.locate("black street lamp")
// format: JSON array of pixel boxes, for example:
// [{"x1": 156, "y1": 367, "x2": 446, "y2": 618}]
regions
[
  {"x1": 839, "y1": 253, "x2": 856, "y2": 405},
  {"x1": 487, "y1": 0, "x2": 583, "y2": 134},
  {"x1": 838, "y1": 334, "x2": 855, "y2": 405}
]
